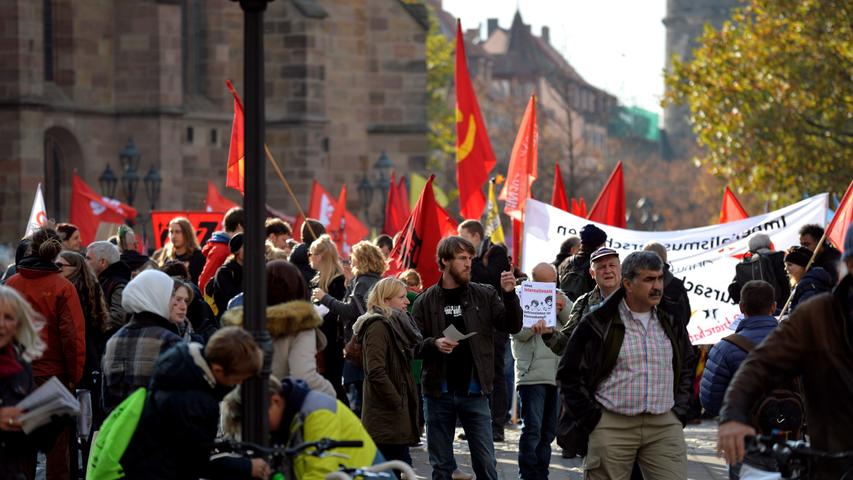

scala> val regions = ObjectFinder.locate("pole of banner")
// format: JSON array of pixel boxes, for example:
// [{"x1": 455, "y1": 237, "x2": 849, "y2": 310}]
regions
[
  {"x1": 777, "y1": 231, "x2": 828, "y2": 319},
  {"x1": 263, "y1": 144, "x2": 316, "y2": 240}
]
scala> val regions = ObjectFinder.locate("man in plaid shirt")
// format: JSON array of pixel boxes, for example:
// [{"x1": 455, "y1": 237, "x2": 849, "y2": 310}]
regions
[{"x1": 557, "y1": 251, "x2": 694, "y2": 479}]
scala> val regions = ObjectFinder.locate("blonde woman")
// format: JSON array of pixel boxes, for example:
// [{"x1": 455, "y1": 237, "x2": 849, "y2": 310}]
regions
[
  {"x1": 307, "y1": 234, "x2": 348, "y2": 402},
  {"x1": 353, "y1": 277, "x2": 422, "y2": 470},
  {"x1": 312, "y1": 240, "x2": 387, "y2": 415},
  {"x1": 153, "y1": 217, "x2": 206, "y2": 285},
  {"x1": 0, "y1": 285, "x2": 47, "y2": 477}
]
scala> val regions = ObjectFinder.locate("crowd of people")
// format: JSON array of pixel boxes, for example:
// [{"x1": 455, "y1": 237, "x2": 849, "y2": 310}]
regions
[{"x1": 0, "y1": 207, "x2": 851, "y2": 480}]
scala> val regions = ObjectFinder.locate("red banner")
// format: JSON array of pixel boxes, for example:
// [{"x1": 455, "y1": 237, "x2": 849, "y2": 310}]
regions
[{"x1": 150, "y1": 211, "x2": 224, "y2": 250}]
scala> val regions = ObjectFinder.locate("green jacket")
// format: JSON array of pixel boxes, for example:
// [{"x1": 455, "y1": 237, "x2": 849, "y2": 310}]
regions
[{"x1": 511, "y1": 291, "x2": 571, "y2": 386}]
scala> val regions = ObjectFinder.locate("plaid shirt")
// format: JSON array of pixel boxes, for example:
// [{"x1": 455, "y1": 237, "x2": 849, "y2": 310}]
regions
[
  {"x1": 595, "y1": 300, "x2": 674, "y2": 415},
  {"x1": 102, "y1": 312, "x2": 182, "y2": 410}
]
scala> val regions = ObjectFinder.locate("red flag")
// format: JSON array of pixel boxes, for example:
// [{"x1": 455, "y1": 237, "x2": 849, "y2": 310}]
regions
[
  {"x1": 206, "y1": 181, "x2": 240, "y2": 213},
  {"x1": 570, "y1": 198, "x2": 581, "y2": 216},
  {"x1": 718, "y1": 186, "x2": 749, "y2": 223},
  {"x1": 397, "y1": 176, "x2": 411, "y2": 219},
  {"x1": 500, "y1": 95, "x2": 538, "y2": 221},
  {"x1": 225, "y1": 80, "x2": 245, "y2": 194},
  {"x1": 587, "y1": 162, "x2": 626, "y2": 228},
  {"x1": 827, "y1": 180, "x2": 853, "y2": 253},
  {"x1": 455, "y1": 20, "x2": 496, "y2": 220},
  {"x1": 579, "y1": 198, "x2": 588, "y2": 218},
  {"x1": 307, "y1": 180, "x2": 337, "y2": 225},
  {"x1": 511, "y1": 218, "x2": 523, "y2": 267},
  {"x1": 551, "y1": 164, "x2": 569, "y2": 212},
  {"x1": 328, "y1": 185, "x2": 348, "y2": 253},
  {"x1": 384, "y1": 173, "x2": 412, "y2": 236},
  {"x1": 70, "y1": 173, "x2": 138, "y2": 246},
  {"x1": 389, "y1": 175, "x2": 459, "y2": 288},
  {"x1": 309, "y1": 181, "x2": 368, "y2": 256}
]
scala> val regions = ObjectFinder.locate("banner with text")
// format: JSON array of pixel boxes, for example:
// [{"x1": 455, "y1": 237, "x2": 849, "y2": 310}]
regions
[
  {"x1": 151, "y1": 211, "x2": 224, "y2": 250},
  {"x1": 522, "y1": 195, "x2": 828, "y2": 344}
]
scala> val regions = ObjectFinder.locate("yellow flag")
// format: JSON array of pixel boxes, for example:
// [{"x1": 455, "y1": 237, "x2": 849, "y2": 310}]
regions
[
  {"x1": 483, "y1": 178, "x2": 505, "y2": 244},
  {"x1": 410, "y1": 173, "x2": 450, "y2": 209}
]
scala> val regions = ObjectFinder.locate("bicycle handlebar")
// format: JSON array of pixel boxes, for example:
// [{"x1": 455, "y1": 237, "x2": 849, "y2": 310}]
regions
[
  {"x1": 209, "y1": 438, "x2": 364, "y2": 458},
  {"x1": 747, "y1": 435, "x2": 853, "y2": 461}
]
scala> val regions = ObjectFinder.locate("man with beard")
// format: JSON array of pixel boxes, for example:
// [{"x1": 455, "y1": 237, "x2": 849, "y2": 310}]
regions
[
  {"x1": 556, "y1": 251, "x2": 694, "y2": 479},
  {"x1": 412, "y1": 236, "x2": 522, "y2": 480}
]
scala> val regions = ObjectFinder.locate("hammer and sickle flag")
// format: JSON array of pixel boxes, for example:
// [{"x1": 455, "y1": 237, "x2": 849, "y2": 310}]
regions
[{"x1": 455, "y1": 20, "x2": 496, "y2": 220}]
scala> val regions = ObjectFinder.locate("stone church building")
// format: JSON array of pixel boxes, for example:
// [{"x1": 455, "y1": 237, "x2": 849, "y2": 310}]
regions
[{"x1": 0, "y1": 0, "x2": 429, "y2": 244}]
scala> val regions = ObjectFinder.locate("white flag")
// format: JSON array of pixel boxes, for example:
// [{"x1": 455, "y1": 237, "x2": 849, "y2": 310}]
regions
[{"x1": 26, "y1": 183, "x2": 47, "y2": 236}]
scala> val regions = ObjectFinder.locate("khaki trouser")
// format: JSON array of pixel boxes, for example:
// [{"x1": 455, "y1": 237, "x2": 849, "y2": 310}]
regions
[{"x1": 584, "y1": 409, "x2": 687, "y2": 480}]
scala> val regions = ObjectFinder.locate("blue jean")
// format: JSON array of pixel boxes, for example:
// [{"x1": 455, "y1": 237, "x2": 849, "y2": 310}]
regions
[
  {"x1": 518, "y1": 384, "x2": 559, "y2": 479},
  {"x1": 424, "y1": 392, "x2": 497, "y2": 480}
]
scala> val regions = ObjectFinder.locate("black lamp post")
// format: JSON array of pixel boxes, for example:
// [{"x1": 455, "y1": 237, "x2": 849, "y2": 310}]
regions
[
  {"x1": 119, "y1": 139, "x2": 141, "y2": 206},
  {"x1": 98, "y1": 164, "x2": 118, "y2": 198},
  {"x1": 358, "y1": 151, "x2": 395, "y2": 229},
  {"x1": 357, "y1": 173, "x2": 374, "y2": 221},
  {"x1": 234, "y1": 0, "x2": 273, "y2": 447},
  {"x1": 143, "y1": 166, "x2": 162, "y2": 212}
]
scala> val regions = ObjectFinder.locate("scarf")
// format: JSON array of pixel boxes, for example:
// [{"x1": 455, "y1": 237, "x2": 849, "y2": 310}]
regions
[{"x1": 0, "y1": 343, "x2": 23, "y2": 378}]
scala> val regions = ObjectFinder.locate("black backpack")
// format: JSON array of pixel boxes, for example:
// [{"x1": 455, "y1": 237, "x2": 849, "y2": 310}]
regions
[
  {"x1": 734, "y1": 253, "x2": 779, "y2": 293},
  {"x1": 559, "y1": 259, "x2": 593, "y2": 302},
  {"x1": 723, "y1": 334, "x2": 805, "y2": 439}
]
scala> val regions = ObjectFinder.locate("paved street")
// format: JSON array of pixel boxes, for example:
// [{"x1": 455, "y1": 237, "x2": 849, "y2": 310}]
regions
[{"x1": 410, "y1": 419, "x2": 728, "y2": 479}]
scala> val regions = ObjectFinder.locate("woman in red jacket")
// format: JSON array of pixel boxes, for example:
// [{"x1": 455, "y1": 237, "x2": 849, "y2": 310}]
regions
[{"x1": 7, "y1": 226, "x2": 86, "y2": 480}]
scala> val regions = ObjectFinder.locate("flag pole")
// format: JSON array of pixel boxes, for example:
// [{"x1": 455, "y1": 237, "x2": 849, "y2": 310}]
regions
[{"x1": 263, "y1": 144, "x2": 316, "y2": 240}]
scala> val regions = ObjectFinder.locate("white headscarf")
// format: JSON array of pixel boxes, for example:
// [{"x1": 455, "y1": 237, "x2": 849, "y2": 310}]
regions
[{"x1": 121, "y1": 269, "x2": 173, "y2": 320}]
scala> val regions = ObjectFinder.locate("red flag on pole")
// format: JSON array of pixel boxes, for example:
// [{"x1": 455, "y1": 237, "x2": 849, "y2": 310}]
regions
[
  {"x1": 70, "y1": 173, "x2": 138, "y2": 246},
  {"x1": 397, "y1": 176, "x2": 411, "y2": 219},
  {"x1": 225, "y1": 80, "x2": 245, "y2": 194},
  {"x1": 570, "y1": 198, "x2": 581, "y2": 216},
  {"x1": 206, "y1": 181, "x2": 240, "y2": 213},
  {"x1": 587, "y1": 161, "x2": 626, "y2": 228},
  {"x1": 309, "y1": 181, "x2": 369, "y2": 256},
  {"x1": 579, "y1": 198, "x2": 588, "y2": 218},
  {"x1": 718, "y1": 186, "x2": 749, "y2": 224},
  {"x1": 455, "y1": 20, "x2": 496, "y2": 220},
  {"x1": 551, "y1": 164, "x2": 569, "y2": 212},
  {"x1": 500, "y1": 95, "x2": 539, "y2": 222},
  {"x1": 384, "y1": 172, "x2": 406, "y2": 236},
  {"x1": 307, "y1": 180, "x2": 337, "y2": 225},
  {"x1": 827, "y1": 180, "x2": 853, "y2": 253},
  {"x1": 389, "y1": 175, "x2": 459, "y2": 288},
  {"x1": 328, "y1": 185, "x2": 349, "y2": 254}
]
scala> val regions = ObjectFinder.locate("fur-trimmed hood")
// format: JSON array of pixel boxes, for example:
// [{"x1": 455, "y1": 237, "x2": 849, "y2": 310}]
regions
[{"x1": 221, "y1": 300, "x2": 323, "y2": 338}]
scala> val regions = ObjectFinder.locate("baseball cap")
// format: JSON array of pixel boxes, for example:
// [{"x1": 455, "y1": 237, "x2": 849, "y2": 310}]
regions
[{"x1": 590, "y1": 247, "x2": 619, "y2": 263}]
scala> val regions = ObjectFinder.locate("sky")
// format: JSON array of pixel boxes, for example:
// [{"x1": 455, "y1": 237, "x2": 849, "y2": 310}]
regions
[{"x1": 442, "y1": 0, "x2": 667, "y2": 115}]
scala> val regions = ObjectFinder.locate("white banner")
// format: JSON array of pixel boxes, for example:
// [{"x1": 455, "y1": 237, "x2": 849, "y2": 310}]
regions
[{"x1": 522, "y1": 195, "x2": 828, "y2": 344}]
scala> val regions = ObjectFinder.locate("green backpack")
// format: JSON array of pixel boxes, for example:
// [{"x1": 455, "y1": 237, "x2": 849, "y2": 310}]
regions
[{"x1": 86, "y1": 388, "x2": 147, "y2": 480}]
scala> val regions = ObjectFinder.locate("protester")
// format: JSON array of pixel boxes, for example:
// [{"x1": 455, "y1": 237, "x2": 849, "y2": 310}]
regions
[
  {"x1": 265, "y1": 242, "x2": 291, "y2": 262},
  {"x1": 511, "y1": 262, "x2": 570, "y2": 479},
  {"x1": 717, "y1": 222, "x2": 853, "y2": 479},
  {"x1": 198, "y1": 207, "x2": 244, "y2": 292},
  {"x1": 561, "y1": 247, "x2": 621, "y2": 340},
  {"x1": 552, "y1": 235, "x2": 580, "y2": 272},
  {"x1": 291, "y1": 218, "x2": 326, "y2": 286},
  {"x1": 153, "y1": 216, "x2": 206, "y2": 285},
  {"x1": 355, "y1": 277, "x2": 422, "y2": 471},
  {"x1": 458, "y1": 219, "x2": 512, "y2": 441},
  {"x1": 314, "y1": 240, "x2": 386, "y2": 416},
  {"x1": 87, "y1": 240, "x2": 132, "y2": 336},
  {"x1": 161, "y1": 260, "x2": 218, "y2": 344},
  {"x1": 559, "y1": 224, "x2": 607, "y2": 301},
  {"x1": 374, "y1": 234, "x2": 394, "y2": 258},
  {"x1": 265, "y1": 217, "x2": 292, "y2": 249},
  {"x1": 207, "y1": 233, "x2": 245, "y2": 318},
  {"x1": 6, "y1": 227, "x2": 86, "y2": 480},
  {"x1": 119, "y1": 326, "x2": 262, "y2": 478},
  {"x1": 0, "y1": 285, "x2": 46, "y2": 475},
  {"x1": 221, "y1": 377, "x2": 381, "y2": 480},
  {"x1": 169, "y1": 279, "x2": 199, "y2": 342},
  {"x1": 117, "y1": 225, "x2": 150, "y2": 273},
  {"x1": 798, "y1": 223, "x2": 842, "y2": 284},
  {"x1": 399, "y1": 269, "x2": 423, "y2": 304},
  {"x1": 101, "y1": 270, "x2": 183, "y2": 410},
  {"x1": 701, "y1": 280, "x2": 782, "y2": 477},
  {"x1": 1, "y1": 238, "x2": 30, "y2": 284},
  {"x1": 557, "y1": 251, "x2": 693, "y2": 479},
  {"x1": 726, "y1": 233, "x2": 790, "y2": 311},
  {"x1": 56, "y1": 223, "x2": 82, "y2": 252},
  {"x1": 412, "y1": 235, "x2": 522, "y2": 480},
  {"x1": 784, "y1": 245, "x2": 833, "y2": 312},
  {"x1": 307, "y1": 234, "x2": 347, "y2": 402}
]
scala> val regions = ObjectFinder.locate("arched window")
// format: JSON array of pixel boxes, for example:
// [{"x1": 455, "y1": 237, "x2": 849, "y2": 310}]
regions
[{"x1": 43, "y1": 127, "x2": 83, "y2": 222}]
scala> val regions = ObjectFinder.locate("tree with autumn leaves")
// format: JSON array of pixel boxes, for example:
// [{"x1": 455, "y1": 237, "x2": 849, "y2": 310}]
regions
[{"x1": 665, "y1": 0, "x2": 853, "y2": 207}]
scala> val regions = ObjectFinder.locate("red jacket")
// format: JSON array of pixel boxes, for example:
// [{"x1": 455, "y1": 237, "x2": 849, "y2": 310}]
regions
[
  {"x1": 7, "y1": 268, "x2": 86, "y2": 385},
  {"x1": 198, "y1": 234, "x2": 231, "y2": 293}
]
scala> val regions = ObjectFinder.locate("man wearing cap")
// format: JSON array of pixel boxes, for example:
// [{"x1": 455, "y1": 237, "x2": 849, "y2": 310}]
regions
[
  {"x1": 557, "y1": 251, "x2": 693, "y2": 479},
  {"x1": 559, "y1": 247, "x2": 621, "y2": 341},
  {"x1": 206, "y1": 232, "x2": 244, "y2": 318},
  {"x1": 718, "y1": 223, "x2": 853, "y2": 478},
  {"x1": 559, "y1": 224, "x2": 607, "y2": 302}
]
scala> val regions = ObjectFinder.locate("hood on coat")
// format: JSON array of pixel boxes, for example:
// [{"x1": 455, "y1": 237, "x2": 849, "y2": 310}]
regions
[
  {"x1": 201, "y1": 232, "x2": 230, "y2": 258},
  {"x1": 221, "y1": 300, "x2": 322, "y2": 338},
  {"x1": 121, "y1": 269, "x2": 174, "y2": 319},
  {"x1": 149, "y1": 342, "x2": 217, "y2": 393}
]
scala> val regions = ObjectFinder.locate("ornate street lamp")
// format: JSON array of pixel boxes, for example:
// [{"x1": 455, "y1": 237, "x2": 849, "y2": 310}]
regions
[
  {"x1": 357, "y1": 173, "x2": 374, "y2": 221},
  {"x1": 119, "y1": 139, "x2": 141, "y2": 206},
  {"x1": 143, "y1": 165, "x2": 162, "y2": 211},
  {"x1": 98, "y1": 164, "x2": 118, "y2": 198},
  {"x1": 373, "y1": 151, "x2": 393, "y2": 227}
]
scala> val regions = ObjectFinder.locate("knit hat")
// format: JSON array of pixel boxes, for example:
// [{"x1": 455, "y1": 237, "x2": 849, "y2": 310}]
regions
[
  {"x1": 843, "y1": 222, "x2": 853, "y2": 260},
  {"x1": 229, "y1": 233, "x2": 244, "y2": 254},
  {"x1": 784, "y1": 246, "x2": 812, "y2": 268},
  {"x1": 579, "y1": 224, "x2": 607, "y2": 247}
]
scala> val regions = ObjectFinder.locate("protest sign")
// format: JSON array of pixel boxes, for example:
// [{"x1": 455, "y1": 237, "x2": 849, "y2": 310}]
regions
[
  {"x1": 150, "y1": 211, "x2": 224, "y2": 249},
  {"x1": 519, "y1": 281, "x2": 557, "y2": 328},
  {"x1": 522, "y1": 195, "x2": 827, "y2": 344}
]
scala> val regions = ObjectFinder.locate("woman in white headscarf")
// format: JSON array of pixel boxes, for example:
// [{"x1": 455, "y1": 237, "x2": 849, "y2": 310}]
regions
[{"x1": 101, "y1": 269, "x2": 185, "y2": 411}]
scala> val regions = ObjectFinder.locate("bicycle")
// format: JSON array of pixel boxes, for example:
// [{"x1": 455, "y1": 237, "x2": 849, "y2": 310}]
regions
[
  {"x1": 325, "y1": 460, "x2": 417, "y2": 480},
  {"x1": 745, "y1": 434, "x2": 853, "y2": 479},
  {"x1": 209, "y1": 437, "x2": 364, "y2": 479}
]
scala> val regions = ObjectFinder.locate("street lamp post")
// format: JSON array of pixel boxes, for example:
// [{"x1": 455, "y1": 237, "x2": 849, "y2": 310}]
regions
[
  {"x1": 142, "y1": 166, "x2": 163, "y2": 250},
  {"x1": 119, "y1": 139, "x2": 141, "y2": 207},
  {"x1": 234, "y1": 0, "x2": 273, "y2": 447},
  {"x1": 357, "y1": 151, "x2": 395, "y2": 229},
  {"x1": 98, "y1": 164, "x2": 118, "y2": 199}
]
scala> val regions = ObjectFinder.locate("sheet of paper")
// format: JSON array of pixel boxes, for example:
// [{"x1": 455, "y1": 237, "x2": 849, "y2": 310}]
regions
[
  {"x1": 520, "y1": 281, "x2": 557, "y2": 328},
  {"x1": 443, "y1": 324, "x2": 477, "y2": 342}
]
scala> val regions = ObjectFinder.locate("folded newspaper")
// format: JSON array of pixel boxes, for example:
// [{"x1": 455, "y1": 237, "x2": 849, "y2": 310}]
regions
[{"x1": 15, "y1": 376, "x2": 80, "y2": 434}]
